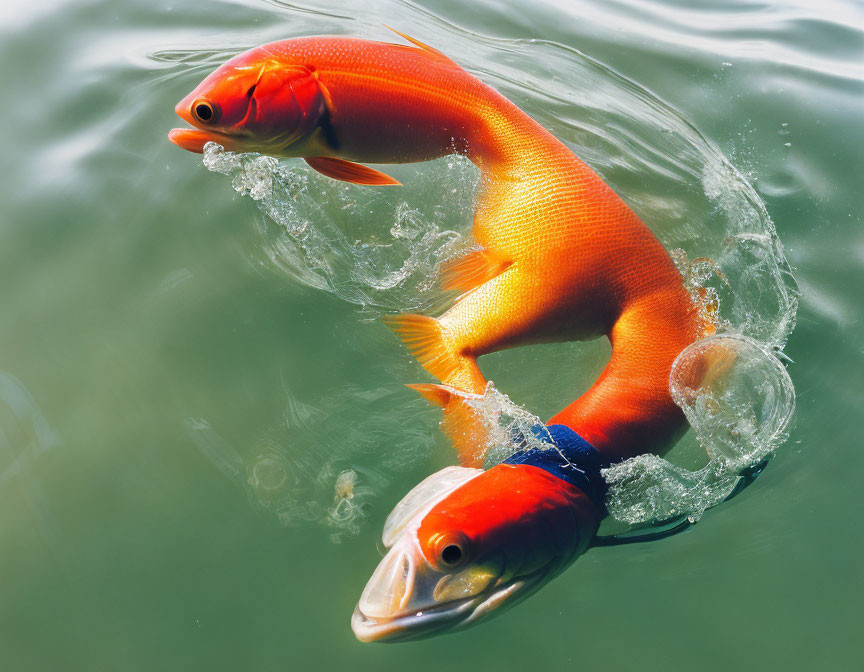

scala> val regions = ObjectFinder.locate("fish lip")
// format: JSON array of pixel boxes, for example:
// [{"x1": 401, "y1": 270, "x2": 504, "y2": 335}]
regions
[
  {"x1": 168, "y1": 128, "x2": 224, "y2": 154},
  {"x1": 351, "y1": 574, "x2": 537, "y2": 643},
  {"x1": 351, "y1": 592, "x2": 481, "y2": 643},
  {"x1": 168, "y1": 127, "x2": 235, "y2": 153}
]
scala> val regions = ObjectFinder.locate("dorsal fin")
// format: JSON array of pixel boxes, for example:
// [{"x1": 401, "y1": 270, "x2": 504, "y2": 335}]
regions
[{"x1": 383, "y1": 25, "x2": 461, "y2": 67}]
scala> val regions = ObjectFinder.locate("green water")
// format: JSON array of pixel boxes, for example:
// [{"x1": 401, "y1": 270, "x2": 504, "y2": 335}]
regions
[{"x1": 1, "y1": 0, "x2": 861, "y2": 669}]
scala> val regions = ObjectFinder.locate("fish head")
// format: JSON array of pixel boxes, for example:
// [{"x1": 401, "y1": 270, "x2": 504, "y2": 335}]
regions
[
  {"x1": 352, "y1": 463, "x2": 600, "y2": 642},
  {"x1": 169, "y1": 45, "x2": 327, "y2": 154}
]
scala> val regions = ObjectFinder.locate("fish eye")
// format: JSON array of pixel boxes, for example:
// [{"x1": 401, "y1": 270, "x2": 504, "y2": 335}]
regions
[
  {"x1": 191, "y1": 99, "x2": 218, "y2": 124},
  {"x1": 441, "y1": 544, "x2": 463, "y2": 566},
  {"x1": 430, "y1": 532, "x2": 470, "y2": 570}
]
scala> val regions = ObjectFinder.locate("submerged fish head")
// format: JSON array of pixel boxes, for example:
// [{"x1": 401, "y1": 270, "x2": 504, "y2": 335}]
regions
[
  {"x1": 352, "y1": 463, "x2": 599, "y2": 642},
  {"x1": 169, "y1": 45, "x2": 327, "y2": 154}
]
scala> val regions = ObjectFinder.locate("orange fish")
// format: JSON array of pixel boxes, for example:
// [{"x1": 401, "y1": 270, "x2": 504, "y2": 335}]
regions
[{"x1": 170, "y1": 31, "x2": 706, "y2": 642}]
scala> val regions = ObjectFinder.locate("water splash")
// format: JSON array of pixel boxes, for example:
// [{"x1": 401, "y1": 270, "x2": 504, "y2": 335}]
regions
[
  {"x1": 671, "y1": 335, "x2": 794, "y2": 465},
  {"x1": 603, "y1": 335, "x2": 794, "y2": 524},
  {"x1": 700, "y1": 159, "x2": 798, "y2": 348},
  {"x1": 670, "y1": 248, "x2": 724, "y2": 338},
  {"x1": 201, "y1": 142, "x2": 474, "y2": 314},
  {"x1": 463, "y1": 383, "x2": 552, "y2": 468}
]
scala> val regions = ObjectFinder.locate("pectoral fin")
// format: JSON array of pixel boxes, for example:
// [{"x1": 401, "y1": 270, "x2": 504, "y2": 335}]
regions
[
  {"x1": 303, "y1": 157, "x2": 401, "y2": 186},
  {"x1": 441, "y1": 249, "x2": 512, "y2": 292}
]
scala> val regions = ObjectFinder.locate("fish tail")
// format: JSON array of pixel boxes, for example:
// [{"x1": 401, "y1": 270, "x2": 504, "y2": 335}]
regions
[{"x1": 382, "y1": 314, "x2": 460, "y2": 382}]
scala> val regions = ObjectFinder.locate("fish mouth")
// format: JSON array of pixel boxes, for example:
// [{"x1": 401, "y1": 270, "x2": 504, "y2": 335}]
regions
[
  {"x1": 168, "y1": 128, "x2": 238, "y2": 154},
  {"x1": 351, "y1": 578, "x2": 529, "y2": 643},
  {"x1": 351, "y1": 557, "x2": 562, "y2": 644},
  {"x1": 167, "y1": 125, "x2": 299, "y2": 155}
]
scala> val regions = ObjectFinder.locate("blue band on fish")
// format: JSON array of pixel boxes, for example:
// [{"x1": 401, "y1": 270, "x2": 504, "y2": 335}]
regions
[{"x1": 502, "y1": 424, "x2": 608, "y2": 508}]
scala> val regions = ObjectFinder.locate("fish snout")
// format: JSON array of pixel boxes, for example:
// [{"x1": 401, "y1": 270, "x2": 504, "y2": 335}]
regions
[
  {"x1": 170, "y1": 92, "x2": 219, "y2": 153},
  {"x1": 356, "y1": 547, "x2": 417, "y2": 620},
  {"x1": 174, "y1": 96, "x2": 193, "y2": 124}
]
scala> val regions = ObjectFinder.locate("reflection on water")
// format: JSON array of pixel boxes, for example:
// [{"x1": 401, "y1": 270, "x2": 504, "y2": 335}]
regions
[
  {"x1": 0, "y1": 372, "x2": 60, "y2": 483},
  {"x1": 0, "y1": 372, "x2": 64, "y2": 573}
]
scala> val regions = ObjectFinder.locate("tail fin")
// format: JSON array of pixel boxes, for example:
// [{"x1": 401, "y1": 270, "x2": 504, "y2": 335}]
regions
[
  {"x1": 407, "y1": 383, "x2": 489, "y2": 468},
  {"x1": 383, "y1": 314, "x2": 459, "y2": 381}
]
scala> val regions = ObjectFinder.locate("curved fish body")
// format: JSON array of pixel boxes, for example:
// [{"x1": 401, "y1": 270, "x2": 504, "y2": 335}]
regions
[{"x1": 170, "y1": 33, "x2": 704, "y2": 642}]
